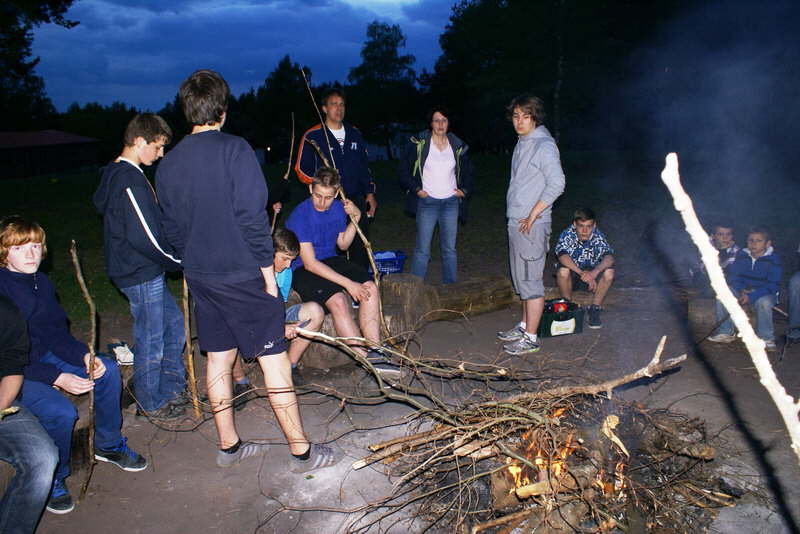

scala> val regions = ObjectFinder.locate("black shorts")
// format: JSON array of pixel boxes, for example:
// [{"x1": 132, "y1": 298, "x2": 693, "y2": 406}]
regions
[
  {"x1": 291, "y1": 256, "x2": 371, "y2": 308},
  {"x1": 187, "y1": 276, "x2": 287, "y2": 359},
  {"x1": 556, "y1": 262, "x2": 614, "y2": 292}
]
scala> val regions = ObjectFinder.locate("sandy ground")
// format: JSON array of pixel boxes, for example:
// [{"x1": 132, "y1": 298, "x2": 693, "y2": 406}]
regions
[{"x1": 34, "y1": 286, "x2": 800, "y2": 534}]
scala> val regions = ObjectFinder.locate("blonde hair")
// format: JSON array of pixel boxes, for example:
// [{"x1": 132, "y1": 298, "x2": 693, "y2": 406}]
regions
[{"x1": 0, "y1": 216, "x2": 47, "y2": 267}]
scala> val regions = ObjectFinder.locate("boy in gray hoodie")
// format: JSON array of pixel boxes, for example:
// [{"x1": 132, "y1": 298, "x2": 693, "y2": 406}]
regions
[{"x1": 497, "y1": 95, "x2": 565, "y2": 355}]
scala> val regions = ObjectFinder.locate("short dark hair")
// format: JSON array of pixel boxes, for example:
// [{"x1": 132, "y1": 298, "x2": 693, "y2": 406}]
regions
[
  {"x1": 747, "y1": 226, "x2": 771, "y2": 242},
  {"x1": 0, "y1": 216, "x2": 46, "y2": 267},
  {"x1": 321, "y1": 88, "x2": 345, "y2": 108},
  {"x1": 312, "y1": 166, "x2": 341, "y2": 190},
  {"x1": 123, "y1": 113, "x2": 172, "y2": 146},
  {"x1": 506, "y1": 94, "x2": 546, "y2": 125},
  {"x1": 179, "y1": 69, "x2": 230, "y2": 126},
  {"x1": 427, "y1": 105, "x2": 450, "y2": 125},
  {"x1": 573, "y1": 207, "x2": 596, "y2": 223},
  {"x1": 712, "y1": 222, "x2": 735, "y2": 232},
  {"x1": 273, "y1": 228, "x2": 300, "y2": 256}
]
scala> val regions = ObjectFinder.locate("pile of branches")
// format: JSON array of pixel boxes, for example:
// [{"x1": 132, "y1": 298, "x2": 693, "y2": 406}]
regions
[
  {"x1": 301, "y1": 336, "x2": 742, "y2": 534},
  {"x1": 348, "y1": 394, "x2": 738, "y2": 533}
]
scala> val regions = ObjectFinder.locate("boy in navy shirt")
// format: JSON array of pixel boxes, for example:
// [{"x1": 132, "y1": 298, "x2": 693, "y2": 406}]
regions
[
  {"x1": 0, "y1": 217, "x2": 146, "y2": 514},
  {"x1": 93, "y1": 113, "x2": 187, "y2": 421},
  {"x1": 156, "y1": 69, "x2": 339, "y2": 471},
  {"x1": 709, "y1": 226, "x2": 781, "y2": 350}
]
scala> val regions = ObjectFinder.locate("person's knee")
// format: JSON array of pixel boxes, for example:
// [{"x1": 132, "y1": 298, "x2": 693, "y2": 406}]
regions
[
  {"x1": 96, "y1": 357, "x2": 121, "y2": 387},
  {"x1": 301, "y1": 302, "x2": 325, "y2": 326},
  {"x1": 326, "y1": 292, "x2": 349, "y2": 315},
  {"x1": 556, "y1": 267, "x2": 570, "y2": 280},
  {"x1": 602, "y1": 268, "x2": 615, "y2": 282},
  {"x1": 364, "y1": 281, "x2": 378, "y2": 296},
  {"x1": 755, "y1": 295, "x2": 774, "y2": 311}
]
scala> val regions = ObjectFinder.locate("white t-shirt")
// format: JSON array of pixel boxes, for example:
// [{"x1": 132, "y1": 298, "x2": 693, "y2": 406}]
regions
[
  {"x1": 330, "y1": 126, "x2": 346, "y2": 150},
  {"x1": 422, "y1": 143, "x2": 457, "y2": 199}
]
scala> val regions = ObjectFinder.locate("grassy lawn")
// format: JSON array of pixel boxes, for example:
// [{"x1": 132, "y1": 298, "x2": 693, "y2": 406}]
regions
[{"x1": 2, "y1": 150, "x2": 795, "y2": 333}]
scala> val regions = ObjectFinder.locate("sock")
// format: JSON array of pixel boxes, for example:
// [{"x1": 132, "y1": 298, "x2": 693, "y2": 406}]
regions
[
  {"x1": 235, "y1": 377, "x2": 250, "y2": 385},
  {"x1": 518, "y1": 322, "x2": 527, "y2": 330},
  {"x1": 221, "y1": 439, "x2": 242, "y2": 454},
  {"x1": 292, "y1": 445, "x2": 311, "y2": 461},
  {"x1": 524, "y1": 331, "x2": 537, "y2": 343}
]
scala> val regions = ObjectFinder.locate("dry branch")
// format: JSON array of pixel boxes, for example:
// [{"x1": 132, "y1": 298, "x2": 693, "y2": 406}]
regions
[
  {"x1": 182, "y1": 279, "x2": 201, "y2": 418},
  {"x1": 661, "y1": 153, "x2": 800, "y2": 465},
  {"x1": 69, "y1": 240, "x2": 97, "y2": 501}
]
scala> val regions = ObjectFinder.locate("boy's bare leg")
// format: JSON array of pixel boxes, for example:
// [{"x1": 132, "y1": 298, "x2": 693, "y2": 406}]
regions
[
  {"x1": 556, "y1": 268, "x2": 573, "y2": 300},
  {"x1": 522, "y1": 297, "x2": 545, "y2": 336},
  {"x1": 231, "y1": 352, "x2": 246, "y2": 382},
  {"x1": 257, "y1": 352, "x2": 309, "y2": 455},
  {"x1": 358, "y1": 281, "x2": 381, "y2": 347},
  {"x1": 326, "y1": 292, "x2": 367, "y2": 355},
  {"x1": 207, "y1": 349, "x2": 238, "y2": 448},
  {"x1": 592, "y1": 269, "x2": 615, "y2": 307},
  {"x1": 288, "y1": 303, "x2": 325, "y2": 366}
]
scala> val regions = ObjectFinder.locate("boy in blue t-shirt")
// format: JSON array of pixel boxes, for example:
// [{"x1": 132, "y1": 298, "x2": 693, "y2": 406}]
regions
[{"x1": 285, "y1": 167, "x2": 393, "y2": 371}]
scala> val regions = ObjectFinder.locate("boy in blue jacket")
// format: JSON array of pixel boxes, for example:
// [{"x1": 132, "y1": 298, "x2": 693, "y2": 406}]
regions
[
  {"x1": 93, "y1": 113, "x2": 187, "y2": 421},
  {"x1": 709, "y1": 226, "x2": 782, "y2": 350},
  {"x1": 0, "y1": 217, "x2": 146, "y2": 514}
]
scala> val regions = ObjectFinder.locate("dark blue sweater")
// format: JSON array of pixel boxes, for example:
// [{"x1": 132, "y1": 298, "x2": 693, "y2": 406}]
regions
[
  {"x1": 94, "y1": 160, "x2": 181, "y2": 289},
  {"x1": 0, "y1": 269, "x2": 87, "y2": 385},
  {"x1": 295, "y1": 122, "x2": 375, "y2": 197},
  {"x1": 155, "y1": 130, "x2": 274, "y2": 283},
  {"x1": 728, "y1": 247, "x2": 782, "y2": 303}
]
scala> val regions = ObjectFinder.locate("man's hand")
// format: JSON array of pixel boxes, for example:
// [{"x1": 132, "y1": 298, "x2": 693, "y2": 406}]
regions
[
  {"x1": 261, "y1": 266, "x2": 279, "y2": 298},
  {"x1": 518, "y1": 214, "x2": 539, "y2": 234},
  {"x1": 284, "y1": 324, "x2": 299, "y2": 340},
  {"x1": 739, "y1": 290, "x2": 751, "y2": 306},
  {"x1": 84, "y1": 352, "x2": 106, "y2": 379},
  {"x1": 346, "y1": 281, "x2": 371, "y2": 303},
  {"x1": 343, "y1": 199, "x2": 362, "y2": 222},
  {"x1": 365, "y1": 193, "x2": 377, "y2": 217},
  {"x1": 454, "y1": 189, "x2": 465, "y2": 198},
  {"x1": 54, "y1": 372, "x2": 94, "y2": 395},
  {"x1": 417, "y1": 190, "x2": 429, "y2": 199},
  {"x1": 272, "y1": 201, "x2": 282, "y2": 214}
]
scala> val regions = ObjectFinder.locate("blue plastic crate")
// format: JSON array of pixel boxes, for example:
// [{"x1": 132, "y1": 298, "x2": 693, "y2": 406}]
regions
[{"x1": 370, "y1": 250, "x2": 407, "y2": 275}]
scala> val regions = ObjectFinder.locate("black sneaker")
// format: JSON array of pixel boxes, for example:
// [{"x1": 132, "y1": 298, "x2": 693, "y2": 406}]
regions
[
  {"x1": 136, "y1": 402, "x2": 186, "y2": 422},
  {"x1": 291, "y1": 443, "x2": 342, "y2": 474},
  {"x1": 168, "y1": 389, "x2": 207, "y2": 408},
  {"x1": 233, "y1": 382, "x2": 252, "y2": 411},
  {"x1": 587, "y1": 305, "x2": 603, "y2": 329},
  {"x1": 291, "y1": 366, "x2": 303, "y2": 387},
  {"x1": 46, "y1": 479, "x2": 74, "y2": 514},
  {"x1": 95, "y1": 437, "x2": 148, "y2": 472}
]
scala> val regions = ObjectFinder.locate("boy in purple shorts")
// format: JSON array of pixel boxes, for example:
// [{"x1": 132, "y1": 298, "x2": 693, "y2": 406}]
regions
[{"x1": 156, "y1": 69, "x2": 338, "y2": 471}]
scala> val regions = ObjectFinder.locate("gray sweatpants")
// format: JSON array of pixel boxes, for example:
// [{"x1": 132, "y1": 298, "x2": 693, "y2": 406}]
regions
[{"x1": 507, "y1": 220, "x2": 551, "y2": 300}]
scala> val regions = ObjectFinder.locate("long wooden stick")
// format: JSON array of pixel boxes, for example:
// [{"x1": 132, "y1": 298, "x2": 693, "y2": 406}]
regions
[
  {"x1": 182, "y1": 278, "x2": 201, "y2": 418},
  {"x1": 69, "y1": 240, "x2": 97, "y2": 501},
  {"x1": 661, "y1": 153, "x2": 800, "y2": 465}
]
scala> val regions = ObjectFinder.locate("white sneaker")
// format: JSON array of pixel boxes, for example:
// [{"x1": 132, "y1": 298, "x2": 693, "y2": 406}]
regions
[
  {"x1": 497, "y1": 325, "x2": 525, "y2": 342},
  {"x1": 764, "y1": 339, "x2": 777, "y2": 351},
  {"x1": 708, "y1": 333, "x2": 737, "y2": 343},
  {"x1": 109, "y1": 342, "x2": 134, "y2": 365}
]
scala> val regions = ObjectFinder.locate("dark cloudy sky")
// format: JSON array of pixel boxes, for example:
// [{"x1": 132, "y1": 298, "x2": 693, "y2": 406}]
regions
[{"x1": 32, "y1": 0, "x2": 452, "y2": 112}]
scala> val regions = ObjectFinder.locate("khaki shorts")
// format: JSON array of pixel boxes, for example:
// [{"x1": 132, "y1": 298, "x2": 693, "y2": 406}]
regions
[{"x1": 508, "y1": 220, "x2": 551, "y2": 300}]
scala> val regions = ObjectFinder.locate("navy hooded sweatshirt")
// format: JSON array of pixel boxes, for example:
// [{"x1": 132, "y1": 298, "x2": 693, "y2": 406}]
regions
[
  {"x1": 93, "y1": 159, "x2": 181, "y2": 289},
  {"x1": 0, "y1": 269, "x2": 87, "y2": 386},
  {"x1": 155, "y1": 130, "x2": 274, "y2": 283}
]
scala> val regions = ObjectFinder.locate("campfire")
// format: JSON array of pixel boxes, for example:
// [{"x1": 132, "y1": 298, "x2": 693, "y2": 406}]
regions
[{"x1": 338, "y1": 338, "x2": 742, "y2": 533}]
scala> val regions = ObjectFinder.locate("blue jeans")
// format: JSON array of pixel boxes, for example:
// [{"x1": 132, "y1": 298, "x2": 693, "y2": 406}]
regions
[
  {"x1": 410, "y1": 195, "x2": 459, "y2": 284},
  {"x1": 121, "y1": 274, "x2": 186, "y2": 412},
  {"x1": 789, "y1": 272, "x2": 800, "y2": 335},
  {"x1": 0, "y1": 404, "x2": 58, "y2": 534},
  {"x1": 714, "y1": 290, "x2": 776, "y2": 341},
  {"x1": 20, "y1": 354, "x2": 123, "y2": 484}
]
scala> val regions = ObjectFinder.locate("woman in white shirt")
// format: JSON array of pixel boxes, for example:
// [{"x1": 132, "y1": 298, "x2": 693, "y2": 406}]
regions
[{"x1": 399, "y1": 106, "x2": 474, "y2": 284}]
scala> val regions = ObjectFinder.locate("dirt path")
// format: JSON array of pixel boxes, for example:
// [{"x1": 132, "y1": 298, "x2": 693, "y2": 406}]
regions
[{"x1": 35, "y1": 288, "x2": 800, "y2": 533}]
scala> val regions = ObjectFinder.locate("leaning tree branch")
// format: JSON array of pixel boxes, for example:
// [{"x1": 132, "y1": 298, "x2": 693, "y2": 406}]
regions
[
  {"x1": 660, "y1": 152, "x2": 800, "y2": 465},
  {"x1": 69, "y1": 241, "x2": 97, "y2": 501}
]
